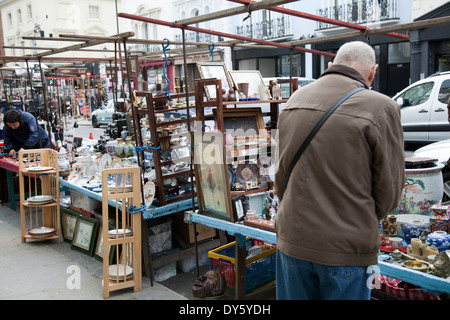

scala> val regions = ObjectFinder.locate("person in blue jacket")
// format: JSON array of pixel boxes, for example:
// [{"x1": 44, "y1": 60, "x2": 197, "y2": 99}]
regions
[{"x1": 3, "y1": 109, "x2": 50, "y2": 157}]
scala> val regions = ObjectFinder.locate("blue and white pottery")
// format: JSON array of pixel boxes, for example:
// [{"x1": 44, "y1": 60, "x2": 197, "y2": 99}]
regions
[
  {"x1": 404, "y1": 220, "x2": 429, "y2": 244},
  {"x1": 426, "y1": 231, "x2": 450, "y2": 251}
]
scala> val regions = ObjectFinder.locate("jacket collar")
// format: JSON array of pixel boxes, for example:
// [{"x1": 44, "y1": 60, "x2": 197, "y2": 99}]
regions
[{"x1": 320, "y1": 65, "x2": 370, "y2": 89}]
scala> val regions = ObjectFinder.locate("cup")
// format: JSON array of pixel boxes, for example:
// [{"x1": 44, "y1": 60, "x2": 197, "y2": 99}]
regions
[
  {"x1": 389, "y1": 237, "x2": 403, "y2": 249},
  {"x1": 237, "y1": 83, "x2": 249, "y2": 98}
]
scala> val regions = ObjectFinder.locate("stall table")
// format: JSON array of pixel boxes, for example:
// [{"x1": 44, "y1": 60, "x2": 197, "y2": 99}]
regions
[
  {"x1": 0, "y1": 156, "x2": 40, "y2": 211},
  {"x1": 184, "y1": 211, "x2": 450, "y2": 299}
]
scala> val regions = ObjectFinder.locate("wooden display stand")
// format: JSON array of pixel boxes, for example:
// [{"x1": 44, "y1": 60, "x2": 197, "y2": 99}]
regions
[
  {"x1": 132, "y1": 90, "x2": 196, "y2": 206},
  {"x1": 19, "y1": 149, "x2": 60, "y2": 243},
  {"x1": 101, "y1": 166, "x2": 142, "y2": 299}
]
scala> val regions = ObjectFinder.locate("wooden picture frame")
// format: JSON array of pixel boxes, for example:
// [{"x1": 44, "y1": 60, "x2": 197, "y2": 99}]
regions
[
  {"x1": 61, "y1": 208, "x2": 80, "y2": 243},
  {"x1": 94, "y1": 226, "x2": 115, "y2": 264},
  {"x1": 197, "y1": 62, "x2": 233, "y2": 100},
  {"x1": 193, "y1": 132, "x2": 234, "y2": 222},
  {"x1": 128, "y1": 55, "x2": 139, "y2": 78},
  {"x1": 229, "y1": 70, "x2": 271, "y2": 100},
  {"x1": 71, "y1": 214, "x2": 98, "y2": 256},
  {"x1": 213, "y1": 107, "x2": 266, "y2": 138}
]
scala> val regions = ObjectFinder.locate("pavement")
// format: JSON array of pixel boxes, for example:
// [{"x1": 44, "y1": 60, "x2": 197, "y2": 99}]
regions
[{"x1": 0, "y1": 202, "x2": 193, "y2": 300}]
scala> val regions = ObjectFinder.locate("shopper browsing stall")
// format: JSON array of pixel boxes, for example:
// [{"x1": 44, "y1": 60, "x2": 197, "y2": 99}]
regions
[
  {"x1": 3, "y1": 109, "x2": 50, "y2": 157},
  {"x1": 274, "y1": 41, "x2": 405, "y2": 300}
]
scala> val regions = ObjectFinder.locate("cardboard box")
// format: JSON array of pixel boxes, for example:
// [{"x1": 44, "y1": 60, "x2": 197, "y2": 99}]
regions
[{"x1": 173, "y1": 211, "x2": 217, "y2": 244}]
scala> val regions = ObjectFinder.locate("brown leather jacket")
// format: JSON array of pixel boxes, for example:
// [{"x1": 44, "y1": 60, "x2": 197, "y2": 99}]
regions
[{"x1": 274, "y1": 65, "x2": 405, "y2": 266}]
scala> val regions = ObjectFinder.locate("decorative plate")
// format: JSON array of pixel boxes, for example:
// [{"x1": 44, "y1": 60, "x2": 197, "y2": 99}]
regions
[
  {"x1": 107, "y1": 184, "x2": 132, "y2": 193},
  {"x1": 228, "y1": 166, "x2": 236, "y2": 186},
  {"x1": 100, "y1": 154, "x2": 112, "y2": 170},
  {"x1": 27, "y1": 195, "x2": 54, "y2": 204},
  {"x1": 109, "y1": 264, "x2": 133, "y2": 281},
  {"x1": 379, "y1": 245, "x2": 407, "y2": 253},
  {"x1": 27, "y1": 166, "x2": 53, "y2": 172},
  {"x1": 108, "y1": 229, "x2": 133, "y2": 238},
  {"x1": 258, "y1": 156, "x2": 273, "y2": 182},
  {"x1": 143, "y1": 181, "x2": 156, "y2": 207},
  {"x1": 28, "y1": 227, "x2": 56, "y2": 238},
  {"x1": 236, "y1": 163, "x2": 259, "y2": 185},
  {"x1": 110, "y1": 157, "x2": 122, "y2": 169}
]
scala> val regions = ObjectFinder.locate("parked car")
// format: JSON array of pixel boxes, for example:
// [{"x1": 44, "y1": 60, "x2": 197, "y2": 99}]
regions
[
  {"x1": 91, "y1": 98, "x2": 130, "y2": 127},
  {"x1": 413, "y1": 139, "x2": 450, "y2": 202},
  {"x1": 393, "y1": 71, "x2": 450, "y2": 143}
]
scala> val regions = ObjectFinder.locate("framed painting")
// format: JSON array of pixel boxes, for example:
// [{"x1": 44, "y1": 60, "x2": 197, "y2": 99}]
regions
[
  {"x1": 193, "y1": 131, "x2": 234, "y2": 222},
  {"x1": 229, "y1": 70, "x2": 271, "y2": 100},
  {"x1": 94, "y1": 226, "x2": 115, "y2": 264},
  {"x1": 61, "y1": 209, "x2": 80, "y2": 243},
  {"x1": 213, "y1": 107, "x2": 266, "y2": 138},
  {"x1": 197, "y1": 62, "x2": 233, "y2": 100},
  {"x1": 71, "y1": 214, "x2": 98, "y2": 256}
]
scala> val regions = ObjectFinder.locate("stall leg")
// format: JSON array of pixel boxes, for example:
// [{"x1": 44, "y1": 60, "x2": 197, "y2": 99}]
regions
[
  {"x1": 235, "y1": 234, "x2": 247, "y2": 300},
  {"x1": 6, "y1": 170, "x2": 16, "y2": 211},
  {"x1": 141, "y1": 223, "x2": 154, "y2": 286}
]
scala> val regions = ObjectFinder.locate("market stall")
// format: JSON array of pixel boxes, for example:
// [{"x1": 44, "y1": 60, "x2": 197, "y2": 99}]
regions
[{"x1": 1, "y1": 1, "x2": 450, "y2": 300}]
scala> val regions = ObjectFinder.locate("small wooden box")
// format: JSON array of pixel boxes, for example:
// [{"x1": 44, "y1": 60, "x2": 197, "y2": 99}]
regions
[{"x1": 173, "y1": 211, "x2": 217, "y2": 244}]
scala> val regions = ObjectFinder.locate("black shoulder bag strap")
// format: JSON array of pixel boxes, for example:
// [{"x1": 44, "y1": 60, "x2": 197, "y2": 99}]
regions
[{"x1": 283, "y1": 87, "x2": 365, "y2": 191}]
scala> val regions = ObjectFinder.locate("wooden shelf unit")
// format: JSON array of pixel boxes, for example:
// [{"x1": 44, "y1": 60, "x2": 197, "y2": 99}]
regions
[
  {"x1": 18, "y1": 149, "x2": 61, "y2": 243},
  {"x1": 193, "y1": 77, "x2": 297, "y2": 200},
  {"x1": 132, "y1": 90, "x2": 196, "y2": 206},
  {"x1": 101, "y1": 166, "x2": 142, "y2": 299}
]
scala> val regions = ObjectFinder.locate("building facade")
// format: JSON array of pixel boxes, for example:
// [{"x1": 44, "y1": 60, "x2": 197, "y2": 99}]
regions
[{"x1": 1, "y1": 0, "x2": 449, "y2": 97}]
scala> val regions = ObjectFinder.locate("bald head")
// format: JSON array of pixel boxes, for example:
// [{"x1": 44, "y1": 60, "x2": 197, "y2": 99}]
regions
[{"x1": 332, "y1": 41, "x2": 377, "y2": 86}]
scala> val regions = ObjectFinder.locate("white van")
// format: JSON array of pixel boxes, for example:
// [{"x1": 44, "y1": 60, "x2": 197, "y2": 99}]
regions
[{"x1": 393, "y1": 71, "x2": 450, "y2": 143}]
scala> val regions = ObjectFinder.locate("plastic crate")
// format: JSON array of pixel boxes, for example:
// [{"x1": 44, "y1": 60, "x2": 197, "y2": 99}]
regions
[{"x1": 208, "y1": 238, "x2": 276, "y2": 292}]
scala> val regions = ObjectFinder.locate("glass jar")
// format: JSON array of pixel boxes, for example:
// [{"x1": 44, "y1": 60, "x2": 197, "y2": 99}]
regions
[
  {"x1": 124, "y1": 137, "x2": 134, "y2": 158},
  {"x1": 116, "y1": 138, "x2": 126, "y2": 158},
  {"x1": 106, "y1": 140, "x2": 118, "y2": 156}
]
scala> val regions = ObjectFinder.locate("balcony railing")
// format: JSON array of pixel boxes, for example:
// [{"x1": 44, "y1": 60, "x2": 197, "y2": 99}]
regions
[
  {"x1": 316, "y1": 0, "x2": 399, "y2": 30},
  {"x1": 235, "y1": 15, "x2": 292, "y2": 40}
]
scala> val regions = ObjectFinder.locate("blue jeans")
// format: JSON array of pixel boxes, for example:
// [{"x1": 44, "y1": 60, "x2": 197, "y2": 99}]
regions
[{"x1": 276, "y1": 250, "x2": 372, "y2": 300}]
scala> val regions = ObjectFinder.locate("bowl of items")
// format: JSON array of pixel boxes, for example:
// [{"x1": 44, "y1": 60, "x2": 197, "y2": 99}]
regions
[{"x1": 403, "y1": 260, "x2": 431, "y2": 273}]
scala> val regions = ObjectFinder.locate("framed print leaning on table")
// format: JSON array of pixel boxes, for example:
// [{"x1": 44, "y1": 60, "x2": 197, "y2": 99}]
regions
[
  {"x1": 193, "y1": 131, "x2": 234, "y2": 222},
  {"x1": 62, "y1": 209, "x2": 80, "y2": 243},
  {"x1": 71, "y1": 214, "x2": 98, "y2": 256}
]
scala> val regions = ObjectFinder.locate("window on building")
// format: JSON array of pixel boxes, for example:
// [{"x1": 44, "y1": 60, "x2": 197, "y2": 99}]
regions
[
  {"x1": 7, "y1": 13, "x2": 12, "y2": 26},
  {"x1": 279, "y1": 54, "x2": 304, "y2": 77},
  {"x1": 388, "y1": 42, "x2": 410, "y2": 64},
  {"x1": 27, "y1": 5, "x2": 32, "y2": 20},
  {"x1": 238, "y1": 59, "x2": 257, "y2": 70},
  {"x1": 17, "y1": 9, "x2": 22, "y2": 23},
  {"x1": 89, "y1": 6, "x2": 99, "y2": 19},
  {"x1": 437, "y1": 54, "x2": 450, "y2": 73}
]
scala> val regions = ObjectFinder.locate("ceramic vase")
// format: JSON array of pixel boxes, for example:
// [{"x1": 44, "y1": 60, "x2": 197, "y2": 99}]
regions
[
  {"x1": 393, "y1": 163, "x2": 444, "y2": 215},
  {"x1": 429, "y1": 204, "x2": 449, "y2": 233},
  {"x1": 426, "y1": 231, "x2": 450, "y2": 252},
  {"x1": 403, "y1": 220, "x2": 428, "y2": 244}
]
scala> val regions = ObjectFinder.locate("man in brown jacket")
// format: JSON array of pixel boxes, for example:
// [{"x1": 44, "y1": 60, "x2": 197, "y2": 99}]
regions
[{"x1": 274, "y1": 41, "x2": 405, "y2": 300}]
